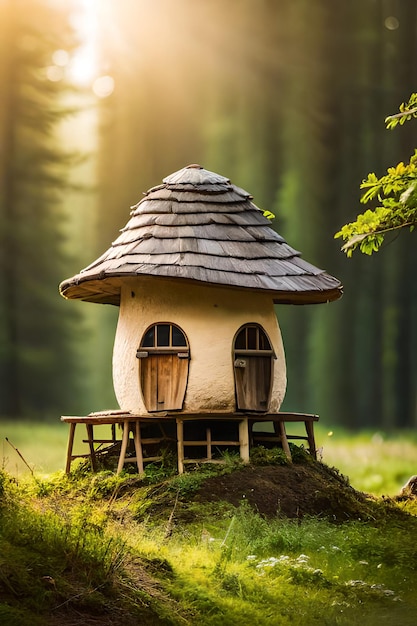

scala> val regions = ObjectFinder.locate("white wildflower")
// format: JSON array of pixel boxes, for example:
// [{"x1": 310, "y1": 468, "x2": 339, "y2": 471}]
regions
[
  {"x1": 296, "y1": 554, "x2": 309, "y2": 564},
  {"x1": 346, "y1": 580, "x2": 366, "y2": 587}
]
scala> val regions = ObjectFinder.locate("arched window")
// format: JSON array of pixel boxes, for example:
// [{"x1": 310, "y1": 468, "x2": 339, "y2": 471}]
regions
[
  {"x1": 137, "y1": 323, "x2": 189, "y2": 412},
  {"x1": 141, "y1": 323, "x2": 188, "y2": 349},
  {"x1": 233, "y1": 324, "x2": 274, "y2": 412}
]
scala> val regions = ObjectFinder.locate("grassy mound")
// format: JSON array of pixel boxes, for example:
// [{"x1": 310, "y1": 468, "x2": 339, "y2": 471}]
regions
[
  {"x1": 1, "y1": 449, "x2": 417, "y2": 625},
  {"x1": 121, "y1": 446, "x2": 403, "y2": 524}
]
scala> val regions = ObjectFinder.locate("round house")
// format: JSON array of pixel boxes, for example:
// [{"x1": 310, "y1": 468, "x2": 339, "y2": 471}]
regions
[{"x1": 60, "y1": 164, "x2": 342, "y2": 418}]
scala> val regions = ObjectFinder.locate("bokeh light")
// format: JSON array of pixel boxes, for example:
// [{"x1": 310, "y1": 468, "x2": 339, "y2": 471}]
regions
[
  {"x1": 92, "y1": 74, "x2": 114, "y2": 98},
  {"x1": 384, "y1": 16, "x2": 399, "y2": 30}
]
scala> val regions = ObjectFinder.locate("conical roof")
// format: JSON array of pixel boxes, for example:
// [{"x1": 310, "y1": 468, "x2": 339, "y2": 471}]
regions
[{"x1": 60, "y1": 164, "x2": 342, "y2": 305}]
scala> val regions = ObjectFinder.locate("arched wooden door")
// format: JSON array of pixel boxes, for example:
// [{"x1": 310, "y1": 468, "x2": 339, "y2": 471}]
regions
[
  {"x1": 233, "y1": 324, "x2": 274, "y2": 412},
  {"x1": 137, "y1": 323, "x2": 190, "y2": 412}
]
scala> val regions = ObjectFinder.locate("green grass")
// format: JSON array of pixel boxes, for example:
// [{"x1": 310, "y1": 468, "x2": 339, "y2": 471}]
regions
[
  {"x1": 316, "y1": 425, "x2": 417, "y2": 495},
  {"x1": 1, "y1": 419, "x2": 116, "y2": 477},
  {"x1": 1, "y1": 419, "x2": 69, "y2": 477},
  {"x1": 1, "y1": 466, "x2": 416, "y2": 625},
  {"x1": 1, "y1": 419, "x2": 417, "y2": 623}
]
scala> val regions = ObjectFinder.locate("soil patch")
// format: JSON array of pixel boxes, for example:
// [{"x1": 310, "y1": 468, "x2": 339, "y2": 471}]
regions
[{"x1": 193, "y1": 462, "x2": 378, "y2": 522}]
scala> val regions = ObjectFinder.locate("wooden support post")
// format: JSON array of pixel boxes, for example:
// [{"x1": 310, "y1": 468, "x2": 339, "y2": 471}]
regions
[
  {"x1": 65, "y1": 423, "x2": 76, "y2": 474},
  {"x1": 277, "y1": 421, "x2": 292, "y2": 461},
  {"x1": 117, "y1": 420, "x2": 131, "y2": 474},
  {"x1": 176, "y1": 419, "x2": 184, "y2": 474},
  {"x1": 133, "y1": 421, "x2": 144, "y2": 473},
  {"x1": 206, "y1": 428, "x2": 212, "y2": 460},
  {"x1": 86, "y1": 423, "x2": 98, "y2": 471},
  {"x1": 239, "y1": 418, "x2": 250, "y2": 464},
  {"x1": 304, "y1": 420, "x2": 317, "y2": 459}
]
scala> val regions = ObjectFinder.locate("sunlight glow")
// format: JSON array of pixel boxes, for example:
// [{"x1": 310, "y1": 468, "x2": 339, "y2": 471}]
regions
[
  {"x1": 57, "y1": 0, "x2": 115, "y2": 97},
  {"x1": 68, "y1": 0, "x2": 100, "y2": 86}
]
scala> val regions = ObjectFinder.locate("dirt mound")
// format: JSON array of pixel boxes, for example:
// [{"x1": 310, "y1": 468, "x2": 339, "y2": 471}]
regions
[{"x1": 193, "y1": 461, "x2": 378, "y2": 522}]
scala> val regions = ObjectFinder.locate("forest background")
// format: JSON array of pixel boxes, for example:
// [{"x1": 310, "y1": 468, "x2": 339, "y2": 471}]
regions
[{"x1": 1, "y1": 0, "x2": 416, "y2": 431}]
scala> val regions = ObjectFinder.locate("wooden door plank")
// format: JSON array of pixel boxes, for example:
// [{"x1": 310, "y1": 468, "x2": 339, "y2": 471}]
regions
[
  {"x1": 157, "y1": 355, "x2": 171, "y2": 409},
  {"x1": 171, "y1": 356, "x2": 188, "y2": 410},
  {"x1": 141, "y1": 351, "x2": 189, "y2": 413},
  {"x1": 235, "y1": 356, "x2": 272, "y2": 411},
  {"x1": 156, "y1": 354, "x2": 188, "y2": 411},
  {"x1": 140, "y1": 355, "x2": 159, "y2": 411}
]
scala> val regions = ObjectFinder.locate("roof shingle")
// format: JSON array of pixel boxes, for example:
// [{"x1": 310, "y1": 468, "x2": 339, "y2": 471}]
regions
[{"x1": 60, "y1": 164, "x2": 343, "y2": 305}]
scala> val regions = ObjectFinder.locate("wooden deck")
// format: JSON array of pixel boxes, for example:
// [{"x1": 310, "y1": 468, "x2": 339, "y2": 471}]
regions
[{"x1": 61, "y1": 411, "x2": 319, "y2": 475}]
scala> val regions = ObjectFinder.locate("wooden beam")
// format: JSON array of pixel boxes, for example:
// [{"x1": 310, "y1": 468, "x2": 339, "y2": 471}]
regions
[
  {"x1": 85, "y1": 424, "x2": 98, "y2": 471},
  {"x1": 176, "y1": 419, "x2": 184, "y2": 474},
  {"x1": 276, "y1": 421, "x2": 292, "y2": 462},
  {"x1": 133, "y1": 421, "x2": 144, "y2": 474},
  {"x1": 117, "y1": 421, "x2": 131, "y2": 474},
  {"x1": 304, "y1": 419, "x2": 317, "y2": 459},
  {"x1": 65, "y1": 423, "x2": 76, "y2": 474},
  {"x1": 239, "y1": 418, "x2": 250, "y2": 464}
]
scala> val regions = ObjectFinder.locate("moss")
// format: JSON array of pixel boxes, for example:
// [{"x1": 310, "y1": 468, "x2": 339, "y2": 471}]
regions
[{"x1": 1, "y1": 457, "x2": 417, "y2": 625}]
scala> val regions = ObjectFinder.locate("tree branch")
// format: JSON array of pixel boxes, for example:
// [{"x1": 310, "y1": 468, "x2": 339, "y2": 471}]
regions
[
  {"x1": 385, "y1": 105, "x2": 417, "y2": 122},
  {"x1": 341, "y1": 220, "x2": 416, "y2": 252}
]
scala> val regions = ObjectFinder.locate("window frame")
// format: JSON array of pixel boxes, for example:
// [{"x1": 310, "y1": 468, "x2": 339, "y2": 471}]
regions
[
  {"x1": 233, "y1": 324, "x2": 275, "y2": 358},
  {"x1": 138, "y1": 323, "x2": 189, "y2": 357}
]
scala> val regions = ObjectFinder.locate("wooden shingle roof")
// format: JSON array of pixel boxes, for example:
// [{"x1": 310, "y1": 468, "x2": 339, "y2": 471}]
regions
[{"x1": 59, "y1": 164, "x2": 343, "y2": 305}]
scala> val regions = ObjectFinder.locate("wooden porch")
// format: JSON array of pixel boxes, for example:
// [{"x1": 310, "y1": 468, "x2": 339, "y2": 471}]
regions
[{"x1": 61, "y1": 410, "x2": 319, "y2": 475}]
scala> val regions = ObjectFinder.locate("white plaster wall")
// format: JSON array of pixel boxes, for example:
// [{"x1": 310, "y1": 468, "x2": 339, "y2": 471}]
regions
[{"x1": 112, "y1": 277, "x2": 287, "y2": 415}]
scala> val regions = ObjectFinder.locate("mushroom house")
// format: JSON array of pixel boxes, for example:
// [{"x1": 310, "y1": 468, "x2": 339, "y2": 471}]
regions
[{"x1": 60, "y1": 164, "x2": 342, "y2": 474}]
